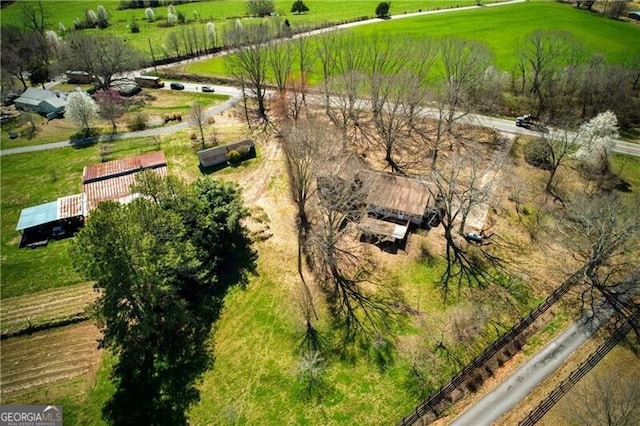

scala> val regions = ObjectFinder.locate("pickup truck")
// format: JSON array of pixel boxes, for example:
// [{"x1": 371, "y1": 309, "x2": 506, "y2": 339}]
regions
[{"x1": 515, "y1": 114, "x2": 548, "y2": 132}]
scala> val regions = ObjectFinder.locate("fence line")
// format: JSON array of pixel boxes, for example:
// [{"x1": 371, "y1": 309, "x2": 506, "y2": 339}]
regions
[
  {"x1": 399, "y1": 276, "x2": 579, "y2": 426},
  {"x1": 518, "y1": 311, "x2": 639, "y2": 426}
]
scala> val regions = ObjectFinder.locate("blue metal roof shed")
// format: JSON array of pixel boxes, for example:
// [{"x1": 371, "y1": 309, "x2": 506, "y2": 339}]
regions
[{"x1": 16, "y1": 201, "x2": 59, "y2": 232}]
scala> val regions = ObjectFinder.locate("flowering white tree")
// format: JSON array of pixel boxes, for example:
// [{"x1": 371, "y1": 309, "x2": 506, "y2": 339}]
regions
[
  {"x1": 573, "y1": 110, "x2": 619, "y2": 169},
  {"x1": 145, "y1": 8, "x2": 155, "y2": 22},
  {"x1": 66, "y1": 91, "x2": 98, "y2": 135},
  {"x1": 167, "y1": 12, "x2": 177, "y2": 26},
  {"x1": 206, "y1": 22, "x2": 216, "y2": 49},
  {"x1": 97, "y1": 5, "x2": 110, "y2": 28}
]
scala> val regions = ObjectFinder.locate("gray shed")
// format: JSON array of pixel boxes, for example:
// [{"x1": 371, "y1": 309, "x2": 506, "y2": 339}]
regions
[{"x1": 198, "y1": 139, "x2": 255, "y2": 168}]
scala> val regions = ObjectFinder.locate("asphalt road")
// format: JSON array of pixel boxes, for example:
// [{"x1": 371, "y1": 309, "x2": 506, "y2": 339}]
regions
[{"x1": 450, "y1": 314, "x2": 603, "y2": 425}]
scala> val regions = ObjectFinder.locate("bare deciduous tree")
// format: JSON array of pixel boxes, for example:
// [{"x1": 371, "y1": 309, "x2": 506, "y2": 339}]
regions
[
  {"x1": 429, "y1": 149, "x2": 505, "y2": 298},
  {"x1": 63, "y1": 33, "x2": 139, "y2": 90},
  {"x1": 317, "y1": 33, "x2": 369, "y2": 145},
  {"x1": 516, "y1": 30, "x2": 578, "y2": 117},
  {"x1": 560, "y1": 193, "x2": 640, "y2": 335},
  {"x1": 570, "y1": 370, "x2": 640, "y2": 426},
  {"x1": 307, "y1": 162, "x2": 400, "y2": 341},
  {"x1": 439, "y1": 37, "x2": 493, "y2": 133},
  {"x1": 190, "y1": 101, "x2": 206, "y2": 149},
  {"x1": 267, "y1": 41, "x2": 292, "y2": 95},
  {"x1": 524, "y1": 130, "x2": 577, "y2": 195},
  {"x1": 225, "y1": 23, "x2": 272, "y2": 129}
]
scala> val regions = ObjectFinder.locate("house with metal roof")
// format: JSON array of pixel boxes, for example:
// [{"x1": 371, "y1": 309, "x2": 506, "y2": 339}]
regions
[
  {"x1": 13, "y1": 88, "x2": 67, "y2": 119},
  {"x1": 357, "y1": 170, "x2": 439, "y2": 245}
]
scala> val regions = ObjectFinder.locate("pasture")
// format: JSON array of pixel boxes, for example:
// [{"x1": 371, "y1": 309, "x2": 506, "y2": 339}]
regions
[
  {"x1": 186, "y1": 1, "x2": 640, "y2": 78},
  {"x1": 0, "y1": 0, "x2": 482, "y2": 59}
]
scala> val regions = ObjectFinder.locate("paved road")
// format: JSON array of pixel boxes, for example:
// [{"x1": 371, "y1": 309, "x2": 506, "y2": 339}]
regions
[{"x1": 450, "y1": 311, "x2": 608, "y2": 426}]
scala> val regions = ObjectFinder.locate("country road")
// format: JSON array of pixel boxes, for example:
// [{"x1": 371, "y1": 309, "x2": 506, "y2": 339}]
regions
[
  {"x1": 450, "y1": 312, "x2": 607, "y2": 426},
  {"x1": 2, "y1": 88, "x2": 637, "y2": 158}
]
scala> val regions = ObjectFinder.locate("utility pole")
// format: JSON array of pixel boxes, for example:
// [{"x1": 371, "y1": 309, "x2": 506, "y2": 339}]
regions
[{"x1": 148, "y1": 38, "x2": 158, "y2": 76}]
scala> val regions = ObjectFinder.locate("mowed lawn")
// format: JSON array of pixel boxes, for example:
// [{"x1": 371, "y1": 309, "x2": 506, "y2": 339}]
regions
[
  {"x1": 187, "y1": 1, "x2": 640, "y2": 78},
  {"x1": 0, "y1": 0, "x2": 480, "y2": 59},
  {"x1": 0, "y1": 134, "x2": 202, "y2": 299}
]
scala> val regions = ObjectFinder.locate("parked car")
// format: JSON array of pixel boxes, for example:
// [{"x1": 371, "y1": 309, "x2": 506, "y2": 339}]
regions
[
  {"x1": 201, "y1": 85, "x2": 215, "y2": 93},
  {"x1": 170, "y1": 82, "x2": 185, "y2": 90}
]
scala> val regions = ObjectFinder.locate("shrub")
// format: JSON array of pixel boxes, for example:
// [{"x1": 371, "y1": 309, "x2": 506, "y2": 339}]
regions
[
  {"x1": 227, "y1": 149, "x2": 242, "y2": 166},
  {"x1": 85, "y1": 9, "x2": 98, "y2": 27},
  {"x1": 247, "y1": 0, "x2": 275, "y2": 17},
  {"x1": 237, "y1": 145, "x2": 251, "y2": 158},
  {"x1": 167, "y1": 12, "x2": 177, "y2": 26},
  {"x1": 130, "y1": 19, "x2": 140, "y2": 33},
  {"x1": 291, "y1": 0, "x2": 309, "y2": 14},
  {"x1": 145, "y1": 8, "x2": 155, "y2": 21},
  {"x1": 96, "y1": 5, "x2": 110, "y2": 29},
  {"x1": 128, "y1": 112, "x2": 148, "y2": 131},
  {"x1": 524, "y1": 138, "x2": 553, "y2": 170},
  {"x1": 375, "y1": 1, "x2": 390, "y2": 18}
]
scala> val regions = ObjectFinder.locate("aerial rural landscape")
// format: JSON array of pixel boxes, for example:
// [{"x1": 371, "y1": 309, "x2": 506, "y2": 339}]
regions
[{"x1": 1, "y1": 0, "x2": 639, "y2": 424}]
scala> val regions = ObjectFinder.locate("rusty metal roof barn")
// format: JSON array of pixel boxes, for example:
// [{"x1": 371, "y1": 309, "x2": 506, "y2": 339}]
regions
[
  {"x1": 82, "y1": 151, "x2": 167, "y2": 183},
  {"x1": 83, "y1": 151, "x2": 168, "y2": 212},
  {"x1": 359, "y1": 170, "x2": 437, "y2": 218}
]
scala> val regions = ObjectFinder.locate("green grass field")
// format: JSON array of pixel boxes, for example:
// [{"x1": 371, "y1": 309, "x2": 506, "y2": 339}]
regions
[
  {"x1": 0, "y1": 0, "x2": 481, "y2": 59},
  {"x1": 0, "y1": 133, "x2": 204, "y2": 299},
  {"x1": 186, "y1": 1, "x2": 640, "y2": 78}
]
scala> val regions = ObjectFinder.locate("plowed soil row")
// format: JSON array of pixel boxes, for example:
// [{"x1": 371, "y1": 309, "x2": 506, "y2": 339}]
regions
[
  {"x1": 0, "y1": 322, "x2": 102, "y2": 404},
  {"x1": 1, "y1": 283, "x2": 98, "y2": 336}
]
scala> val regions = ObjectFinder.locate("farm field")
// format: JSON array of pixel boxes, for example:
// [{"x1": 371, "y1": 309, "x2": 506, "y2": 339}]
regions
[
  {"x1": 185, "y1": 1, "x2": 640, "y2": 78},
  {"x1": 0, "y1": 322, "x2": 103, "y2": 413},
  {"x1": 1, "y1": 282, "x2": 97, "y2": 336},
  {"x1": 0, "y1": 0, "x2": 483, "y2": 59}
]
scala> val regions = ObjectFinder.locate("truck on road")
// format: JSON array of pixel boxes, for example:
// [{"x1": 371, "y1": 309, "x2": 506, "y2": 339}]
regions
[
  {"x1": 135, "y1": 75, "x2": 164, "y2": 88},
  {"x1": 515, "y1": 114, "x2": 548, "y2": 132}
]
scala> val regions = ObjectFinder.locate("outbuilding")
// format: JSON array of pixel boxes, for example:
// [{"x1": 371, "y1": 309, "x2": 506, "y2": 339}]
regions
[
  {"x1": 82, "y1": 151, "x2": 168, "y2": 212},
  {"x1": 198, "y1": 139, "x2": 255, "y2": 168},
  {"x1": 16, "y1": 194, "x2": 85, "y2": 247}
]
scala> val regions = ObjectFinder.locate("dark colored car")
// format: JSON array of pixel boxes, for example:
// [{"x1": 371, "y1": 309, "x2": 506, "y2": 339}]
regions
[
  {"x1": 515, "y1": 114, "x2": 548, "y2": 133},
  {"x1": 170, "y1": 82, "x2": 185, "y2": 90},
  {"x1": 201, "y1": 85, "x2": 215, "y2": 93}
]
